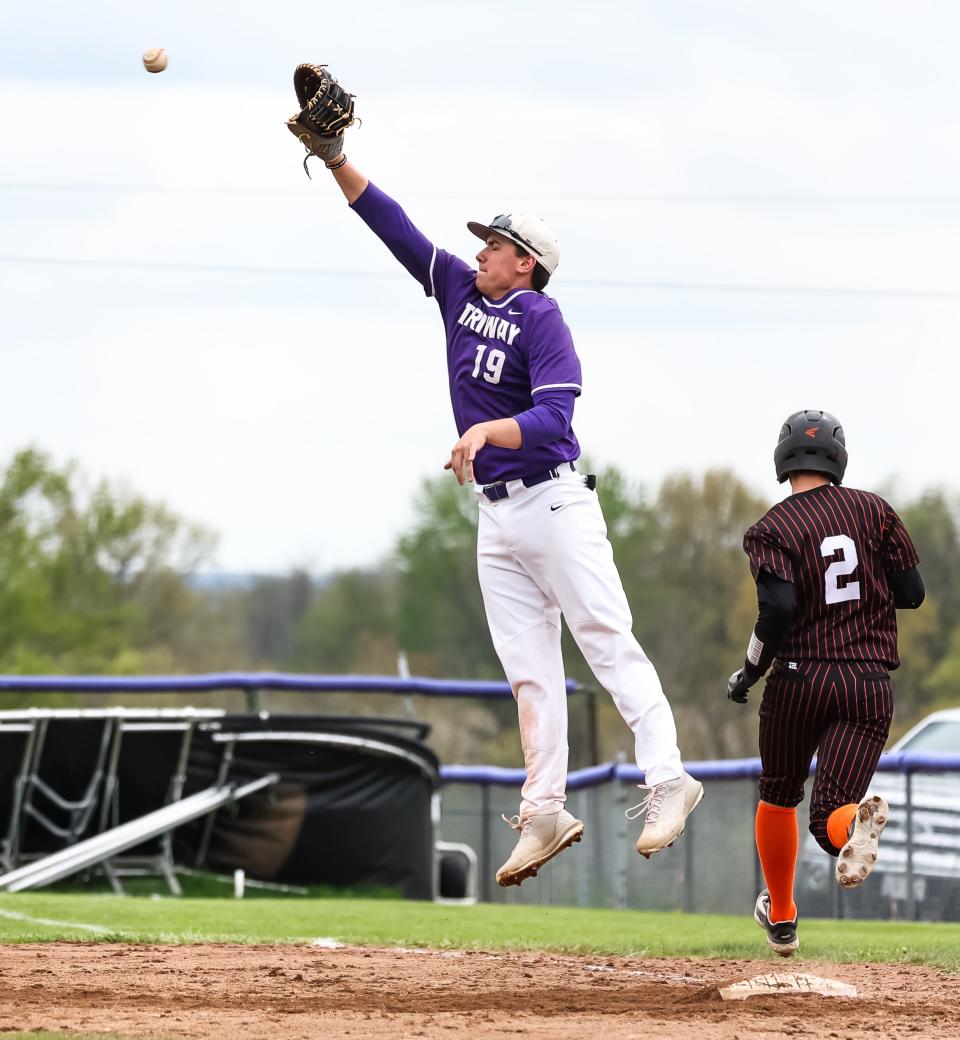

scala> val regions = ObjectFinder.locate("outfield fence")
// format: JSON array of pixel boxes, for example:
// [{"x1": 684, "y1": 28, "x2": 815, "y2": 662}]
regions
[
  {"x1": 0, "y1": 673, "x2": 957, "y2": 921},
  {"x1": 440, "y1": 755, "x2": 960, "y2": 923}
]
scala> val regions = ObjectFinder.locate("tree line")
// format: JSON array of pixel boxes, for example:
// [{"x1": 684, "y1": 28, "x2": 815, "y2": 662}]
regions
[{"x1": 2, "y1": 447, "x2": 957, "y2": 767}]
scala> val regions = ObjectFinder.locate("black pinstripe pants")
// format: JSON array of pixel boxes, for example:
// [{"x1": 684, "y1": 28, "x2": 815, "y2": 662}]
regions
[{"x1": 758, "y1": 660, "x2": 893, "y2": 855}]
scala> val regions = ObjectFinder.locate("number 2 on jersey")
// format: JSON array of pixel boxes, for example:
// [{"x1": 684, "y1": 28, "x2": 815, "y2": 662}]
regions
[
  {"x1": 472, "y1": 344, "x2": 505, "y2": 385},
  {"x1": 820, "y1": 534, "x2": 861, "y2": 604}
]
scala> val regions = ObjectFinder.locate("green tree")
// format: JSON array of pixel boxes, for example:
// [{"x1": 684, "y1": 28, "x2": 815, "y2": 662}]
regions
[
  {"x1": 899, "y1": 490, "x2": 960, "y2": 645},
  {"x1": 293, "y1": 567, "x2": 397, "y2": 674},
  {"x1": 613, "y1": 469, "x2": 770, "y2": 759},
  {"x1": 0, "y1": 448, "x2": 215, "y2": 679},
  {"x1": 393, "y1": 476, "x2": 498, "y2": 679},
  {"x1": 246, "y1": 570, "x2": 314, "y2": 666},
  {"x1": 923, "y1": 623, "x2": 960, "y2": 710}
]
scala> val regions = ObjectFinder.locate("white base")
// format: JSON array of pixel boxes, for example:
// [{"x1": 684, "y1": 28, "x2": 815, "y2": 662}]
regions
[{"x1": 719, "y1": 973, "x2": 858, "y2": 1001}]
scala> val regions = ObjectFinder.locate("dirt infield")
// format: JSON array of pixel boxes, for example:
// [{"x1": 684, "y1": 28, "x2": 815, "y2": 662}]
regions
[{"x1": 2, "y1": 942, "x2": 957, "y2": 1039}]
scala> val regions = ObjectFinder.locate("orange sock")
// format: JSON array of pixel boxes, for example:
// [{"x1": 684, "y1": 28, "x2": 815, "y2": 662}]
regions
[
  {"x1": 755, "y1": 801, "x2": 798, "y2": 923},
  {"x1": 826, "y1": 803, "x2": 859, "y2": 850}
]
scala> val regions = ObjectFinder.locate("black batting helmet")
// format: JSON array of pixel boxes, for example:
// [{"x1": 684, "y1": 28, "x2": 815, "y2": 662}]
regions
[{"x1": 774, "y1": 410, "x2": 848, "y2": 484}]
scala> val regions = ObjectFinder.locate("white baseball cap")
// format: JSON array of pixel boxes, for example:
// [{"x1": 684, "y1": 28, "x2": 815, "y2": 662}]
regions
[{"x1": 467, "y1": 212, "x2": 560, "y2": 275}]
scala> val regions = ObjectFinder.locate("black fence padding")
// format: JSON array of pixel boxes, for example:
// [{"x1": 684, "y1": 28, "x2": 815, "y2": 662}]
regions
[
  {"x1": 0, "y1": 713, "x2": 440, "y2": 900},
  {"x1": 177, "y1": 714, "x2": 440, "y2": 899},
  {"x1": 109, "y1": 727, "x2": 199, "y2": 857},
  {"x1": 0, "y1": 729, "x2": 32, "y2": 844}
]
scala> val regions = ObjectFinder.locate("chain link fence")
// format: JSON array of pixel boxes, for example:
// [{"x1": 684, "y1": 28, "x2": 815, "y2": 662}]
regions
[{"x1": 440, "y1": 758, "x2": 960, "y2": 922}]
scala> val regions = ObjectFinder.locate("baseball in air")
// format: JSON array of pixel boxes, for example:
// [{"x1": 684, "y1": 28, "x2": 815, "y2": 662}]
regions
[{"x1": 142, "y1": 48, "x2": 168, "y2": 73}]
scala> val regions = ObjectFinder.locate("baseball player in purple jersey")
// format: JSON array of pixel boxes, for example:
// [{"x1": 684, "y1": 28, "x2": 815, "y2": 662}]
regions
[
  {"x1": 726, "y1": 410, "x2": 924, "y2": 955},
  {"x1": 311, "y1": 141, "x2": 702, "y2": 886}
]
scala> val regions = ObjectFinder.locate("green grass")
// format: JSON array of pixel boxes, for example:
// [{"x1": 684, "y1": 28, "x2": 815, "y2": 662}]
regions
[
  {"x1": 43, "y1": 870, "x2": 396, "y2": 901},
  {"x1": 1, "y1": 892, "x2": 959, "y2": 970}
]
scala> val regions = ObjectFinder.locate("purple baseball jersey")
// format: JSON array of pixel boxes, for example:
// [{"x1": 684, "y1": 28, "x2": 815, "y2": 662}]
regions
[{"x1": 351, "y1": 183, "x2": 582, "y2": 484}]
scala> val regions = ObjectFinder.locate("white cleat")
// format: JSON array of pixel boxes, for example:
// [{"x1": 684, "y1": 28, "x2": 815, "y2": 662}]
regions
[
  {"x1": 495, "y1": 809, "x2": 584, "y2": 888},
  {"x1": 836, "y1": 794, "x2": 889, "y2": 889},
  {"x1": 630, "y1": 773, "x2": 704, "y2": 859}
]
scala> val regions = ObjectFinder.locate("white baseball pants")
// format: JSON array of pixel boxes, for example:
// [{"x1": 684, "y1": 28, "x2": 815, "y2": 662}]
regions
[{"x1": 476, "y1": 466, "x2": 684, "y2": 820}]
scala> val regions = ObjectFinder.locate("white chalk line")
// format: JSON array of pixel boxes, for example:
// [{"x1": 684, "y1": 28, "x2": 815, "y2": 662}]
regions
[{"x1": 0, "y1": 906, "x2": 122, "y2": 935}]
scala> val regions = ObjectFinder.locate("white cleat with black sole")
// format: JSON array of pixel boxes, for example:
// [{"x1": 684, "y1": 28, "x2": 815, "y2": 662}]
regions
[
  {"x1": 753, "y1": 889, "x2": 800, "y2": 957},
  {"x1": 836, "y1": 794, "x2": 889, "y2": 888}
]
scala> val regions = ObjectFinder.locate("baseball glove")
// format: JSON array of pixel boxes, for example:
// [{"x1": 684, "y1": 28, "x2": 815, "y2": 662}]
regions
[{"x1": 286, "y1": 63, "x2": 357, "y2": 177}]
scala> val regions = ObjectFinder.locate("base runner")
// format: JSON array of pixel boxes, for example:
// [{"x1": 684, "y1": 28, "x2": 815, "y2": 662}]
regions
[{"x1": 726, "y1": 410, "x2": 925, "y2": 955}]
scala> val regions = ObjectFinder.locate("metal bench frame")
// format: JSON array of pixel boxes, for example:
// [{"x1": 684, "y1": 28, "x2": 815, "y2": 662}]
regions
[{"x1": 0, "y1": 708, "x2": 223, "y2": 893}]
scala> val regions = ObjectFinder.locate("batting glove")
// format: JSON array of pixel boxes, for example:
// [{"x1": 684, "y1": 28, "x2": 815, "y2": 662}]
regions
[{"x1": 727, "y1": 668, "x2": 750, "y2": 704}]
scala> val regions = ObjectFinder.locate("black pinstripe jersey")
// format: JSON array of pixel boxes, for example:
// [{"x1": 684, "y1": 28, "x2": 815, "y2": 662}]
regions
[{"x1": 744, "y1": 485, "x2": 919, "y2": 669}]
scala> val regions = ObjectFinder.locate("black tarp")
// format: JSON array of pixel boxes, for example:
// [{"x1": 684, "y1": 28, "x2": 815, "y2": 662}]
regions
[
  {"x1": 0, "y1": 712, "x2": 439, "y2": 900},
  {"x1": 179, "y1": 714, "x2": 439, "y2": 899}
]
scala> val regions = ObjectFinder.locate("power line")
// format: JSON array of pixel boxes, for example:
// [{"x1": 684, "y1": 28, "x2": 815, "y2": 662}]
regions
[
  {"x1": 0, "y1": 255, "x2": 396, "y2": 281},
  {"x1": 3, "y1": 254, "x2": 959, "y2": 302},
  {"x1": 4, "y1": 181, "x2": 960, "y2": 206}
]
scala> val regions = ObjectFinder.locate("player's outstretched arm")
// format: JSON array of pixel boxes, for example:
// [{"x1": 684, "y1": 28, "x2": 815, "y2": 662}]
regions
[
  {"x1": 328, "y1": 158, "x2": 368, "y2": 205},
  {"x1": 285, "y1": 63, "x2": 442, "y2": 294}
]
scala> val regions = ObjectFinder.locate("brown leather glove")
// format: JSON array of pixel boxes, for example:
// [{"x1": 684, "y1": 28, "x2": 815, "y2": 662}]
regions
[{"x1": 286, "y1": 63, "x2": 356, "y2": 177}]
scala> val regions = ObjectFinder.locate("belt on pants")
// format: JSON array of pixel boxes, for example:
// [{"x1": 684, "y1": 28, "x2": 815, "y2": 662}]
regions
[{"x1": 481, "y1": 461, "x2": 577, "y2": 502}]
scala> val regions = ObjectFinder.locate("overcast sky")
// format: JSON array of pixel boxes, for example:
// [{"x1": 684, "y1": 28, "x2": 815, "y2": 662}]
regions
[{"x1": 2, "y1": 3, "x2": 959, "y2": 572}]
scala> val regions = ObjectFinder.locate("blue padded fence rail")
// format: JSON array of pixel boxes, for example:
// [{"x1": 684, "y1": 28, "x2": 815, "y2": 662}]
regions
[
  {"x1": 0, "y1": 672, "x2": 578, "y2": 698},
  {"x1": 440, "y1": 752, "x2": 960, "y2": 788},
  {"x1": 1, "y1": 673, "x2": 955, "y2": 783}
]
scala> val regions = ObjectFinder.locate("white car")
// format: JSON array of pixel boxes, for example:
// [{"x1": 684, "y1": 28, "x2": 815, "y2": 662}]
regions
[{"x1": 798, "y1": 708, "x2": 960, "y2": 920}]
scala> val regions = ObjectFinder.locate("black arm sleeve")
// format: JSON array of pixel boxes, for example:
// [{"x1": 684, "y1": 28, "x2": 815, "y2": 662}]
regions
[
  {"x1": 741, "y1": 569, "x2": 796, "y2": 685},
  {"x1": 887, "y1": 565, "x2": 925, "y2": 610}
]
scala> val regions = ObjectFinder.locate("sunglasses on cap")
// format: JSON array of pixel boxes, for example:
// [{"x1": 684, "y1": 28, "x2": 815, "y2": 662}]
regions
[{"x1": 488, "y1": 214, "x2": 544, "y2": 258}]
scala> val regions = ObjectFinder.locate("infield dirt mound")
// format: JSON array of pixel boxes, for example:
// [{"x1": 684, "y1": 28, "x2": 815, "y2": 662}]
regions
[{"x1": 2, "y1": 942, "x2": 956, "y2": 1039}]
